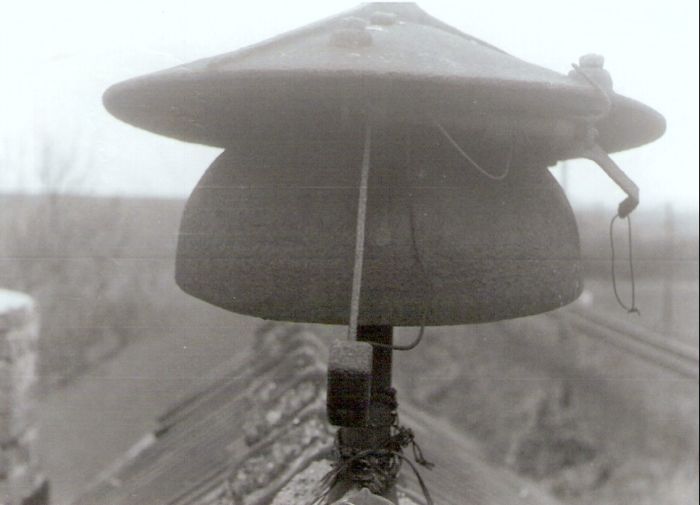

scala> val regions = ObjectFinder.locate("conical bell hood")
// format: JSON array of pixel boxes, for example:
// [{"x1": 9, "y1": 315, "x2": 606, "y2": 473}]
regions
[{"x1": 103, "y1": 2, "x2": 665, "y2": 155}]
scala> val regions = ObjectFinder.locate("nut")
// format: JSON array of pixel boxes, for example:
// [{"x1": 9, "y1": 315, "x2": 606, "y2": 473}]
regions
[{"x1": 579, "y1": 53, "x2": 605, "y2": 68}]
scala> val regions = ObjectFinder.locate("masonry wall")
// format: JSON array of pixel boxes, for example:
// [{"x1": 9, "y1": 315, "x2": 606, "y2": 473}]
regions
[{"x1": 0, "y1": 290, "x2": 48, "y2": 505}]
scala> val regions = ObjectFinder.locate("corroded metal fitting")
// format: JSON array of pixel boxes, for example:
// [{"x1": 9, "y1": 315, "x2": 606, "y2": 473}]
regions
[
  {"x1": 579, "y1": 53, "x2": 605, "y2": 68},
  {"x1": 571, "y1": 53, "x2": 614, "y2": 91}
]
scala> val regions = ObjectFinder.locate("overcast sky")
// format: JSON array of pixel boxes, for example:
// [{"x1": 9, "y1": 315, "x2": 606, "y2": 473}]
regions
[{"x1": 1, "y1": 0, "x2": 698, "y2": 212}]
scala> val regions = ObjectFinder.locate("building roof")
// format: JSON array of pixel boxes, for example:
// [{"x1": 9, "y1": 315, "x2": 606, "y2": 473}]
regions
[{"x1": 73, "y1": 324, "x2": 562, "y2": 505}]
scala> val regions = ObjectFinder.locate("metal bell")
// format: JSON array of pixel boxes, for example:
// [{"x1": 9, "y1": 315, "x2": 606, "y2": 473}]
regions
[
  {"x1": 103, "y1": 2, "x2": 665, "y2": 326},
  {"x1": 175, "y1": 126, "x2": 582, "y2": 325}
]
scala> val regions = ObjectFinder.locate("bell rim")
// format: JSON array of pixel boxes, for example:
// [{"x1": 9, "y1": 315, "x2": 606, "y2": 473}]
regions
[{"x1": 104, "y1": 69, "x2": 665, "y2": 154}]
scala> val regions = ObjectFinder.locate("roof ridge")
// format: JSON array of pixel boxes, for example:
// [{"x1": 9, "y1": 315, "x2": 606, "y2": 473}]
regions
[{"x1": 73, "y1": 325, "x2": 565, "y2": 505}]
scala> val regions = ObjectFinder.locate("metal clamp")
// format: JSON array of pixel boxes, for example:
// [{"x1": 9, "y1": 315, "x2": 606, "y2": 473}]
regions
[
  {"x1": 570, "y1": 57, "x2": 639, "y2": 218},
  {"x1": 327, "y1": 340, "x2": 374, "y2": 427},
  {"x1": 576, "y1": 137, "x2": 640, "y2": 218}
]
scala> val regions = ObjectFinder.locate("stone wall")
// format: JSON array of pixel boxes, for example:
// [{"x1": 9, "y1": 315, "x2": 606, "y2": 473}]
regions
[{"x1": 0, "y1": 290, "x2": 48, "y2": 505}]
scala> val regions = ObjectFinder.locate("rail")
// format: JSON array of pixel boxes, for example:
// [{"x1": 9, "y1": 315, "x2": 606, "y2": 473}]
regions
[{"x1": 555, "y1": 307, "x2": 699, "y2": 380}]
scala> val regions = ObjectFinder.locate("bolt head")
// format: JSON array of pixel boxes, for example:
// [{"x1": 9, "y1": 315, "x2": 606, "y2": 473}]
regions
[
  {"x1": 579, "y1": 53, "x2": 605, "y2": 68},
  {"x1": 330, "y1": 17, "x2": 373, "y2": 48}
]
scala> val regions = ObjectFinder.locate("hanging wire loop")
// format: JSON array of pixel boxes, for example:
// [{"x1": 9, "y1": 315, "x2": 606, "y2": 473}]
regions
[
  {"x1": 610, "y1": 214, "x2": 640, "y2": 314},
  {"x1": 432, "y1": 119, "x2": 513, "y2": 181}
]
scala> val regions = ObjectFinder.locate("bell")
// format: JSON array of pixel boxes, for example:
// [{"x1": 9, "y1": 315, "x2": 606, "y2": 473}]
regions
[
  {"x1": 104, "y1": 5, "x2": 666, "y2": 500},
  {"x1": 103, "y1": 2, "x2": 665, "y2": 326},
  {"x1": 175, "y1": 125, "x2": 582, "y2": 325}
]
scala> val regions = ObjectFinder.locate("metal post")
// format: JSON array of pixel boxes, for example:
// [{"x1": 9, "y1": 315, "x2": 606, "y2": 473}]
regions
[
  {"x1": 339, "y1": 325, "x2": 394, "y2": 449},
  {"x1": 329, "y1": 325, "x2": 399, "y2": 503}
]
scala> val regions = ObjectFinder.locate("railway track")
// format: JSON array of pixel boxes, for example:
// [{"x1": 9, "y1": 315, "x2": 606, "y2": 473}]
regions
[{"x1": 554, "y1": 307, "x2": 699, "y2": 380}]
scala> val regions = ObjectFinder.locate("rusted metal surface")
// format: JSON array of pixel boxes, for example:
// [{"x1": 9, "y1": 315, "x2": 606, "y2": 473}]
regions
[
  {"x1": 103, "y1": 3, "x2": 664, "y2": 154},
  {"x1": 72, "y1": 326, "x2": 565, "y2": 505}
]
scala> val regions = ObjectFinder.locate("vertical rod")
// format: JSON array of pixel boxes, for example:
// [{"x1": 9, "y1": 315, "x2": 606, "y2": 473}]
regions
[{"x1": 347, "y1": 123, "x2": 373, "y2": 340}]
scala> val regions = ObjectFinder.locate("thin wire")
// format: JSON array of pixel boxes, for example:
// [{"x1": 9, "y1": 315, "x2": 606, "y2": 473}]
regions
[
  {"x1": 610, "y1": 214, "x2": 640, "y2": 314},
  {"x1": 369, "y1": 204, "x2": 428, "y2": 351},
  {"x1": 347, "y1": 121, "x2": 373, "y2": 340},
  {"x1": 367, "y1": 135, "x2": 432, "y2": 352},
  {"x1": 369, "y1": 317, "x2": 426, "y2": 351},
  {"x1": 574, "y1": 62, "x2": 640, "y2": 316},
  {"x1": 433, "y1": 120, "x2": 513, "y2": 181}
]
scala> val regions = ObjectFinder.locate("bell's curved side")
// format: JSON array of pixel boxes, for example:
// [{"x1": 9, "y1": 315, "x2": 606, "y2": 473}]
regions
[{"x1": 175, "y1": 126, "x2": 582, "y2": 326}]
